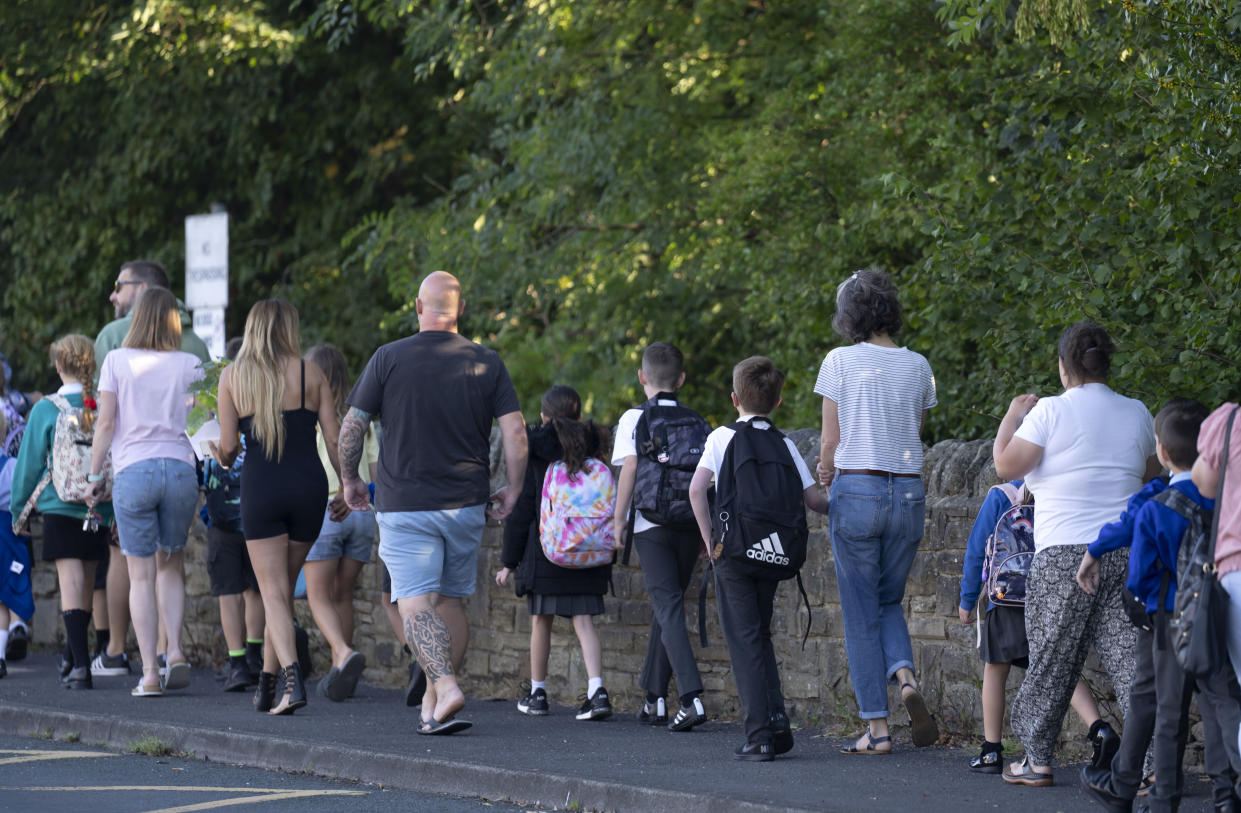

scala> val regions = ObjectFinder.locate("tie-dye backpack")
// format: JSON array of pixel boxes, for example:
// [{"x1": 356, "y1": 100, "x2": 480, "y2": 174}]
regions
[{"x1": 538, "y1": 458, "x2": 618, "y2": 569}]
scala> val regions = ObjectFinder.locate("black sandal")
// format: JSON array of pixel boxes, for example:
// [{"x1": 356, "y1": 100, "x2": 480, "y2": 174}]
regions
[
  {"x1": 901, "y1": 682, "x2": 940, "y2": 747},
  {"x1": 969, "y1": 743, "x2": 1003, "y2": 774},
  {"x1": 841, "y1": 730, "x2": 892, "y2": 755}
]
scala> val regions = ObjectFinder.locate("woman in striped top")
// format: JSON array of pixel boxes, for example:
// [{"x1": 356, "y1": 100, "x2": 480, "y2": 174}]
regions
[{"x1": 814, "y1": 269, "x2": 939, "y2": 755}]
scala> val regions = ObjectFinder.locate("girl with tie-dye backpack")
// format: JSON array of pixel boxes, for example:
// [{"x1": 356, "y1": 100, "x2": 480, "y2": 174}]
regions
[{"x1": 495, "y1": 385, "x2": 618, "y2": 722}]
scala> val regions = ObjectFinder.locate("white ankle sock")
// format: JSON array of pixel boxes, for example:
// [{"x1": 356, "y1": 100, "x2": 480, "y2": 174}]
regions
[
  {"x1": 0, "y1": 630, "x2": 8, "y2": 655},
  {"x1": 531, "y1": 680, "x2": 546, "y2": 692},
  {"x1": 588, "y1": 677, "x2": 603, "y2": 696}
]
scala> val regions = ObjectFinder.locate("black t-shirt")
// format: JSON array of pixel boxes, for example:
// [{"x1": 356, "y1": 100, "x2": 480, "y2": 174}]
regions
[{"x1": 347, "y1": 331, "x2": 521, "y2": 511}]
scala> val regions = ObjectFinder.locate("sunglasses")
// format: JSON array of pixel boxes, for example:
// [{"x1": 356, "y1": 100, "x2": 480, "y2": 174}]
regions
[{"x1": 113, "y1": 280, "x2": 142, "y2": 294}]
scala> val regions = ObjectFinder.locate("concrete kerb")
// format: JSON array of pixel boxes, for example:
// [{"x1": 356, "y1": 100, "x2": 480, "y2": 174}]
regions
[{"x1": 0, "y1": 702, "x2": 814, "y2": 813}]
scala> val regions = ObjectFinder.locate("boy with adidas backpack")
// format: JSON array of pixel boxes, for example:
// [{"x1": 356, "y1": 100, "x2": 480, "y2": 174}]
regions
[
  {"x1": 612, "y1": 342, "x2": 712, "y2": 730},
  {"x1": 497, "y1": 385, "x2": 616, "y2": 721},
  {"x1": 689, "y1": 356, "x2": 827, "y2": 761}
]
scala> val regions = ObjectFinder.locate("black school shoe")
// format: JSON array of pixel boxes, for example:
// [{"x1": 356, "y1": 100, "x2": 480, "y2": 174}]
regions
[
  {"x1": 6, "y1": 625, "x2": 28, "y2": 661},
  {"x1": 62, "y1": 666, "x2": 92, "y2": 690},
  {"x1": 576, "y1": 687, "x2": 613, "y2": 721},
  {"x1": 770, "y1": 711, "x2": 794, "y2": 755},
  {"x1": 735, "y1": 741, "x2": 775, "y2": 762},
  {"x1": 1080, "y1": 765, "x2": 1134, "y2": 813},
  {"x1": 668, "y1": 696, "x2": 707, "y2": 731}
]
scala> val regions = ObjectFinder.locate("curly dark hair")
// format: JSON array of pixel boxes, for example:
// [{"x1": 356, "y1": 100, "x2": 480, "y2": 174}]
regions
[
  {"x1": 831, "y1": 268, "x2": 903, "y2": 343},
  {"x1": 1057, "y1": 321, "x2": 1114, "y2": 383}
]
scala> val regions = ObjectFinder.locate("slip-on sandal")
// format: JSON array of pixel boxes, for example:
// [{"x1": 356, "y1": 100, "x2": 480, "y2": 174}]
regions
[
  {"x1": 131, "y1": 681, "x2": 163, "y2": 697},
  {"x1": 336, "y1": 651, "x2": 366, "y2": 699},
  {"x1": 901, "y1": 683, "x2": 939, "y2": 747},
  {"x1": 841, "y1": 731, "x2": 892, "y2": 755},
  {"x1": 417, "y1": 717, "x2": 472, "y2": 736},
  {"x1": 1002, "y1": 756, "x2": 1054, "y2": 787},
  {"x1": 162, "y1": 660, "x2": 191, "y2": 691}
]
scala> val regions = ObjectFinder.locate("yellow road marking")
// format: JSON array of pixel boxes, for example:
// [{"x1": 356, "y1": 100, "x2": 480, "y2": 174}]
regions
[
  {"x1": 0, "y1": 749, "x2": 116, "y2": 765},
  {"x1": 0, "y1": 785, "x2": 367, "y2": 794},
  {"x1": 144, "y1": 789, "x2": 367, "y2": 813}
]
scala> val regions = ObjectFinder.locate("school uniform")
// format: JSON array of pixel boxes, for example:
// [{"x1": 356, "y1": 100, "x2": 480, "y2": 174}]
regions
[{"x1": 697, "y1": 415, "x2": 815, "y2": 747}]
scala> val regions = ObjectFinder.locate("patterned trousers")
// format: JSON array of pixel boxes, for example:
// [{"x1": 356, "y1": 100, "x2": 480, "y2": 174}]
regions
[{"x1": 1011, "y1": 544, "x2": 1137, "y2": 765}]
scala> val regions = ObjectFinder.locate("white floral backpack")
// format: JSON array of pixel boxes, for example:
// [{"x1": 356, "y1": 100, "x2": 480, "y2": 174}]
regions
[{"x1": 13, "y1": 395, "x2": 112, "y2": 533}]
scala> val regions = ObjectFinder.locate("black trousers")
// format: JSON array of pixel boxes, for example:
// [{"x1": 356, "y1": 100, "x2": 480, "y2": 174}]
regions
[
  {"x1": 714, "y1": 558, "x2": 785, "y2": 746},
  {"x1": 635, "y1": 526, "x2": 704, "y2": 698},
  {"x1": 1195, "y1": 666, "x2": 1241, "y2": 806},
  {"x1": 1111, "y1": 618, "x2": 1192, "y2": 812}
]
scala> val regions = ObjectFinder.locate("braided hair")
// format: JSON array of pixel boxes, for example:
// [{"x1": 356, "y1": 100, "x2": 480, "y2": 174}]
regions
[{"x1": 50, "y1": 334, "x2": 98, "y2": 433}]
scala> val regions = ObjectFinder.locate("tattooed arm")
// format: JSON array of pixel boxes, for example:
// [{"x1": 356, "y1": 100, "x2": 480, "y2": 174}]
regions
[{"x1": 339, "y1": 406, "x2": 373, "y2": 511}]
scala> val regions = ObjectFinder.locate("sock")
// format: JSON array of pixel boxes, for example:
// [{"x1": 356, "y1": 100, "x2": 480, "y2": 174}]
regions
[
  {"x1": 228, "y1": 649, "x2": 246, "y2": 658},
  {"x1": 63, "y1": 609, "x2": 91, "y2": 669},
  {"x1": 245, "y1": 640, "x2": 262, "y2": 657},
  {"x1": 588, "y1": 676, "x2": 603, "y2": 696},
  {"x1": 981, "y1": 739, "x2": 1002, "y2": 754},
  {"x1": 680, "y1": 689, "x2": 702, "y2": 707},
  {"x1": 0, "y1": 629, "x2": 9, "y2": 656},
  {"x1": 9, "y1": 619, "x2": 25, "y2": 633},
  {"x1": 94, "y1": 628, "x2": 110, "y2": 656},
  {"x1": 531, "y1": 679, "x2": 546, "y2": 692},
  {"x1": 646, "y1": 692, "x2": 660, "y2": 705}
]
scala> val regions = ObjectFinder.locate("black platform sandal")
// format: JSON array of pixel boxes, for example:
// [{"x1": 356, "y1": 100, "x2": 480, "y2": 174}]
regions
[{"x1": 269, "y1": 662, "x2": 307, "y2": 716}]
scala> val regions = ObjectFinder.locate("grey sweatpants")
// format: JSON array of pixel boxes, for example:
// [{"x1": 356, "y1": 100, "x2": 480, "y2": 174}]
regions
[{"x1": 1011, "y1": 544, "x2": 1137, "y2": 765}]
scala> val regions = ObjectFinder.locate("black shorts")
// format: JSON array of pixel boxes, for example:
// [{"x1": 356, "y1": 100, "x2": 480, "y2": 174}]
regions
[
  {"x1": 207, "y1": 526, "x2": 258, "y2": 597},
  {"x1": 41, "y1": 513, "x2": 109, "y2": 562},
  {"x1": 979, "y1": 603, "x2": 1029, "y2": 668},
  {"x1": 93, "y1": 544, "x2": 109, "y2": 590}
]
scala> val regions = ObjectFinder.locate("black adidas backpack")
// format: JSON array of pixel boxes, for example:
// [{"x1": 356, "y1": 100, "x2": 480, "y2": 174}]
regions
[{"x1": 713, "y1": 418, "x2": 809, "y2": 581}]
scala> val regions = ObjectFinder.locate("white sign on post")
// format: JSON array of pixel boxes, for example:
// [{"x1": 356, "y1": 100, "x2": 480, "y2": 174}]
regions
[
  {"x1": 192, "y1": 307, "x2": 227, "y2": 360},
  {"x1": 185, "y1": 212, "x2": 229, "y2": 310}
]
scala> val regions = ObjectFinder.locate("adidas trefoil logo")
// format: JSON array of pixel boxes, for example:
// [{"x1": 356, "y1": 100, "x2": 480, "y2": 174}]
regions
[{"x1": 746, "y1": 532, "x2": 790, "y2": 566}]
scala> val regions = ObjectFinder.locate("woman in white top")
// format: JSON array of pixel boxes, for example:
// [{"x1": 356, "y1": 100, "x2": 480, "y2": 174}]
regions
[
  {"x1": 993, "y1": 321, "x2": 1158, "y2": 786},
  {"x1": 814, "y1": 269, "x2": 939, "y2": 755},
  {"x1": 86, "y1": 288, "x2": 205, "y2": 698}
]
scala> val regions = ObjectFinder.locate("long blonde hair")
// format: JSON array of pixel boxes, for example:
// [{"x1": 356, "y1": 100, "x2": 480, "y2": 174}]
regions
[
  {"x1": 232, "y1": 299, "x2": 301, "y2": 460},
  {"x1": 50, "y1": 334, "x2": 98, "y2": 433},
  {"x1": 123, "y1": 287, "x2": 181, "y2": 351}
]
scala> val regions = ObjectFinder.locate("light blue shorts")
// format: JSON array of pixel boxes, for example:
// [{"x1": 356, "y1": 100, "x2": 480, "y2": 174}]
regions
[
  {"x1": 112, "y1": 458, "x2": 199, "y2": 559},
  {"x1": 306, "y1": 503, "x2": 376, "y2": 563},
  {"x1": 376, "y1": 505, "x2": 486, "y2": 600}
]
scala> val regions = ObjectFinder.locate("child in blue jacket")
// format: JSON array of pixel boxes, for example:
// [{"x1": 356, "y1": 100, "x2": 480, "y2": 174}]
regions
[{"x1": 1079, "y1": 399, "x2": 1241, "y2": 812}]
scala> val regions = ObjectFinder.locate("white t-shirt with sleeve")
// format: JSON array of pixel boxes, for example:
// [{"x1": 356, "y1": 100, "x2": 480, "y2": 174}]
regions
[
  {"x1": 1013, "y1": 382, "x2": 1155, "y2": 552},
  {"x1": 813, "y1": 343, "x2": 936, "y2": 474},
  {"x1": 612, "y1": 402, "x2": 682, "y2": 533},
  {"x1": 98, "y1": 348, "x2": 204, "y2": 473},
  {"x1": 696, "y1": 415, "x2": 816, "y2": 489}
]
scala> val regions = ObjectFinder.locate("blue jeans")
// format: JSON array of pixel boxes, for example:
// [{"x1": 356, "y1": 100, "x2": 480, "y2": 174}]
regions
[
  {"x1": 112, "y1": 458, "x2": 199, "y2": 559},
  {"x1": 829, "y1": 473, "x2": 926, "y2": 718}
]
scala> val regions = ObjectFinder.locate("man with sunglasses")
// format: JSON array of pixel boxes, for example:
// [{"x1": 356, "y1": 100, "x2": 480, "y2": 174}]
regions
[{"x1": 89, "y1": 260, "x2": 211, "y2": 681}]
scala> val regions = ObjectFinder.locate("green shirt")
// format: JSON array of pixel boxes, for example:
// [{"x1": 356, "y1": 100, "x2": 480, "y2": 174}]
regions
[
  {"x1": 94, "y1": 298, "x2": 211, "y2": 372},
  {"x1": 9, "y1": 392, "x2": 115, "y2": 524}
]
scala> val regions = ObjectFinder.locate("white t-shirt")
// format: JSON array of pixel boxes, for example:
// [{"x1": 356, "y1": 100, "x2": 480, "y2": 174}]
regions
[
  {"x1": 98, "y1": 348, "x2": 204, "y2": 473},
  {"x1": 813, "y1": 343, "x2": 936, "y2": 473},
  {"x1": 612, "y1": 402, "x2": 680, "y2": 533},
  {"x1": 1013, "y1": 382, "x2": 1155, "y2": 551},
  {"x1": 696, "y1": 415, "x2": 816, "y2": 489}
]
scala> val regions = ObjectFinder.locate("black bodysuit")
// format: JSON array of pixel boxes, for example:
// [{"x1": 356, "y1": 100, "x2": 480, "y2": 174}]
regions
[{"x1": 238, "y1": 360, "x2": 328, "y2": 542}]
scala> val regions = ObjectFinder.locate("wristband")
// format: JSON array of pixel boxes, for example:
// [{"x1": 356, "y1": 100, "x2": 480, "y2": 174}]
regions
[{"x1": 86, "y1": 474, "x2": 104, "y2": 483}]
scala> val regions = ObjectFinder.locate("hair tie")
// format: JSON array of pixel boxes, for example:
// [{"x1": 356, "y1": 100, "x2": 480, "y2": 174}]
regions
[
  {"x1": 1084, "y1": 345, "x2": 1099, "y2": 353},
  {"x1": 83, "y1": 397, "x2": 97, "y2": 410}
]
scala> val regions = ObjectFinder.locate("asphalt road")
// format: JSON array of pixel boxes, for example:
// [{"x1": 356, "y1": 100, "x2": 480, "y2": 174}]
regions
[{"x1": 0, "y1": 732, "x2": 534, "y2": 813}]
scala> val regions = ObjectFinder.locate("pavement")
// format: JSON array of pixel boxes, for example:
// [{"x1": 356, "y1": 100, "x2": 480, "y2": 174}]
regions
[{"x1": 0, "y1": 653, "x2": 1206, "y2": 812}]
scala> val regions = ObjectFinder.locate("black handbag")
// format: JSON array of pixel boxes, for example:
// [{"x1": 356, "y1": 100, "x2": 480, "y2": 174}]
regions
[{"x1": 1169, "y1": 407, "x2": 1236, "y2": 678}]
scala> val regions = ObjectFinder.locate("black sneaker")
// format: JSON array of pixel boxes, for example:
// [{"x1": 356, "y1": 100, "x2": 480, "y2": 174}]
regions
[
  {"x1": 91, "y1": 651, "x2": 131, "y2": 677},
  {"x1": 770, "y1": 711, "x2": 794, "y2": 755},
  {"x1": 518, "y1": 687, "x2": 549, "y2": 716},
  {"x1": 576, "y1": 687, "x2": 613, "y2": 721},
  {"x1": 6, "y1": 625, "x2": 28, "y2": 662},
  {"x1": 668, "y1": 696, "x2": 706, "y2": 731},
  {"x1": 1080, "y1": 765, "x2": 1134, "y2": 813},
  {"x1": 223, "y1": 663, "x2": 254, "y2": 692},
  {"x1": 62, "y1": 666, "x2": 92, "y2": 690},
  {"x1": 735, "y1": 741, "x2": 774, "y2": 762},
  {"x1": 404, "y1": 662, "x2": 427, "y2": 708},
  {"x1": 638, "y1": 697, "x2": 667, "y2": 726}
]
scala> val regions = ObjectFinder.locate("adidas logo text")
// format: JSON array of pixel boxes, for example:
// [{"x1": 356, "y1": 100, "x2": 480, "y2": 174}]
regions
[{"x1": 745, "y1": 533, "x2": 790, "y2": 566}]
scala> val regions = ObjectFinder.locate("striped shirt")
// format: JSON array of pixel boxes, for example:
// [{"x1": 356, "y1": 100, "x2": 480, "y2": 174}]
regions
[{"x1": 813, "y1": 343, "x2": 936, "y2": 474}]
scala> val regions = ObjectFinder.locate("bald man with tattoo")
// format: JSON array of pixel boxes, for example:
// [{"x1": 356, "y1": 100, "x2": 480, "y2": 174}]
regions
[{"x1": 341, "y1": 271, "x2": 527, "y2": 734}]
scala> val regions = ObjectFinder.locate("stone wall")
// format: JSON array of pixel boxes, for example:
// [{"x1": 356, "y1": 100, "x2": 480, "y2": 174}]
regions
[{"x1": 26, "y1": 434, "x2": 1135, "y2": 754}]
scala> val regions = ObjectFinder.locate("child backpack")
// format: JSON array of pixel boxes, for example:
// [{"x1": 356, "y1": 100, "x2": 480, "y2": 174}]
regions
[
  {"x1": 203, "y1": 448, "x2": 245, "y2": 533},
  {"x1": 539, "y1": 457, "x2": 618, "y2": 569},
  {"x1": 982, "y1": 482, "x2": 1034, "y2": 607},
  {"x1": 622, "y1": 393, "x2": 710, "y2": 563},
  {"x1": 13, "y1": 395, "x2": 114, "y2": 533}
]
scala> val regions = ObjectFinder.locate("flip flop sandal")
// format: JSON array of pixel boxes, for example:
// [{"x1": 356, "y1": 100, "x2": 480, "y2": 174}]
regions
[
  {"x1": 417, "y1": 717, "x2": 473, "y2": 736},
  {"x1": 337, "y1": 651, "x2": 366, "y2": 699},
  {"x1": 131, "y1": 681, "x2": 163, "y2": 697},
  {"x1": 1002, "y1": 756, "x2": 1053, "y2": 787},
  {"x1": 162, "y1": 660, "x2": 191, "y2": 691},
  {"x1": 841, "y1": 731, "x2": 892, "y2": 755},
  {"x1": 901, "y1": 683, "x2": 939, "y2": 747}
]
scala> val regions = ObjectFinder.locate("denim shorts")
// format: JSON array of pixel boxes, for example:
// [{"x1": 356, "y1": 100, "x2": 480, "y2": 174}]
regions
[
  {"x1": 112, "y1": 458, "x2": 199, "y2": 559},
  {"x1": 306, "y1": 503, "x2": 376, "y2": 563},
  {"x1": 376, "y1": 505, "x2": 486, "y2": 600}
]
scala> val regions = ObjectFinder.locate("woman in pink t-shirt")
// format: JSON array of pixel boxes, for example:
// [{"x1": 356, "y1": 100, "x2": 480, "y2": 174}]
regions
[
  {"x1": 86, "y1": 288, "x2": 204, "y2": 698},
  {"x1": 1192, "y1": 402, "x2": 1241, "y2": 757}
]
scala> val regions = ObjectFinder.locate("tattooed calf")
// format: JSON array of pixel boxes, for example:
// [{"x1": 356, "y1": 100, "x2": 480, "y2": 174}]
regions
[{"x1": 406, "y1": 609, "x2": 453, "y2": 685}]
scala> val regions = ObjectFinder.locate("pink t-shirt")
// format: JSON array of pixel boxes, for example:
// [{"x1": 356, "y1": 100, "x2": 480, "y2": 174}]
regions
[
  {"x1": 1198, "y1": 403, "x2": 1241, "y2": 575},
  {"x1": 98, "y1": 348, "x2": 205, "y2": 473}
]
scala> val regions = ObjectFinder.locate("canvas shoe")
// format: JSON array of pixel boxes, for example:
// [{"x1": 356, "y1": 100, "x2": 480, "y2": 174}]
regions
[
  {"x1": 668, "y1": 696, "x2": 707, "y2": 731},
  {"x1": 91, "y1": 651, "x2": 131, "y2": 677},
  {"x1": 517, "y1": 687, "x2": 549, "y2": 716},
  {"x1": 576, "y1": 687, "x2": 613, "y2": 721},
  {"x1": 638, "y1": 697, "x2": 667, "y2": 726}
]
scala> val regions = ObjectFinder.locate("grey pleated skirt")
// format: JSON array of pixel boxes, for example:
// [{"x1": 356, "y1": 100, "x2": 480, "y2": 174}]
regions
[{"x1": 527, "y1": 593, "x2": 605, "y2": 618}]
